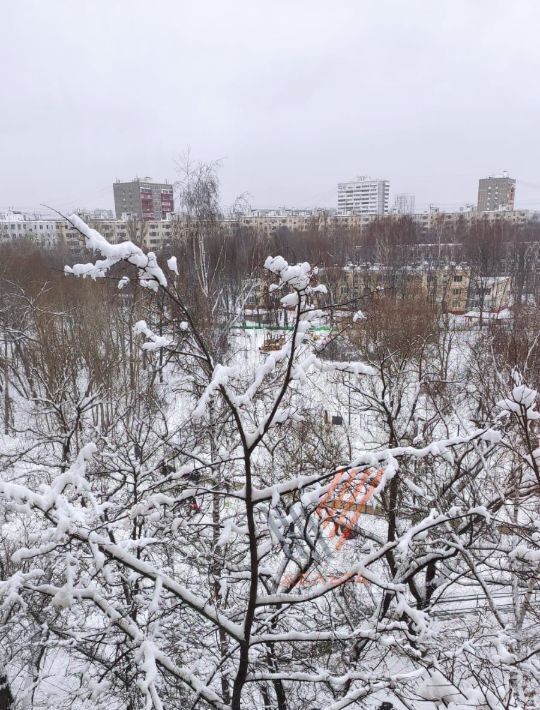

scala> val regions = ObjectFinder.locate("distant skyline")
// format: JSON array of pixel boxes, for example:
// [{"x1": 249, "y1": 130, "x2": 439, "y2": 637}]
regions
[{"x1": 2, "y1": 0, "x2": 540, "y2": 215}]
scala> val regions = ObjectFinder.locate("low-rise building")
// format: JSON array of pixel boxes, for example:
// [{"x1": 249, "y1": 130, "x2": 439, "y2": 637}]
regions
[
  {"x1": 314, "y1": 264, "x2": 510, "y2": 315},
  {"x1": 423, "y1": 266, "x2": 471, "y2": 312},
  {"x1": 0, "y1": 211, "x2": 59, "y2": 248},
  {"x1": 2, "y1": 207, "x2": 539, "y2": 260},
  {"x1": 466, "y1": 275, "x2": 512, "y2": 313}
]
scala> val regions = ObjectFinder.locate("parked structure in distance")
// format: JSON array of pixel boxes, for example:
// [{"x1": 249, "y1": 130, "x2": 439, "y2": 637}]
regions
[
  {"x1": 337, "y1": 176, "x2": 390, "y2": 216},
  {"x1": 477, "y1": 173, "x2": 515, "y2": 212},
  {"x1": 113, "y1": 177, "x2": 174, "y2": 220}
]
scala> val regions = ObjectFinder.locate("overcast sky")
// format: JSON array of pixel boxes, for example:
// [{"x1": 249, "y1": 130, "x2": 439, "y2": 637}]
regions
[{"x1": 2, "y1": 0, "x2": 540, "y2": 215}]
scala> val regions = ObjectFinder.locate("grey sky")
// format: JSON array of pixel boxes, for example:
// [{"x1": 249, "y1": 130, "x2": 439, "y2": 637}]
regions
[{"x1": 2, "y1": 0, "x2": 540, "y2": 214}]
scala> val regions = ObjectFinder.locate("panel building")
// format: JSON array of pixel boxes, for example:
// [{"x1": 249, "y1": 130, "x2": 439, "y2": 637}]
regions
[
  {"x1": 337, "y1": 176, "x2": 389, "y2": 215},
  {"x1": 477, "y1": 174, "x2": 515, "y2": 212},
  {"x1": 113, "y1": 178, "x2": 174, "y2": 220},
  {"x1": 0, "y1": 211, "x2": 58, "y2": 248},
  {"x1": 393, "y1": 193, "x2": 415, "y2": 215}
]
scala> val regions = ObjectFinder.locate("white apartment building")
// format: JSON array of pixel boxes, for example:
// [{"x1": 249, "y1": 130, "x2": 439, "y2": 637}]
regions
[
  {"x1": 337, "y1": 176, "x2": 390, "y2": 216},
  {"x1": 0, "y1": 211, "x2": 59, "y2": 248}
]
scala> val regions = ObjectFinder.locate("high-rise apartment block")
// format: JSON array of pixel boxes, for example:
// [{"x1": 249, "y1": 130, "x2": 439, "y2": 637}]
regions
[
  {"x1": 113, "y1": 177, "x2": 174, "y2": 220},
  {"x1": 393, "y1": 193, "x2": 415, "y2": 215},
  {"x1": 337, "y1": 176, "x2": 389, "y2": 215},
  {"x1": 477, "y1": 174, "x2": 515, "y2": 212}
]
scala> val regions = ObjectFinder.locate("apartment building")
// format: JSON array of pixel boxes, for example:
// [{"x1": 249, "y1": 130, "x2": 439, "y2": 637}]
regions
[
  {"x1": 241, "y1": 206, "x2": 537, "y2": 237},
  {"x1": 414, "y1": 207, "x2": 535, "y2": 236},
  {"x1": 0, "y1": 211, "x2": 58, "y2": 248},
  {"x1": 240, "y1": 209, "x2": 385, "y2": 235},
  {"x1": 2, "y1": 206, "x2": 538, "y2": 259},
  {"x1": 240, "y1": 208, "x2": 331, "y2": 235},
  {"x1": 467, "y1": 275, "x2": 512, "y2": 313},
  {"x1": 113, "y1": 178, "x2": 174, "y2": 220},
  {"x1": 477, "y1": 174, "x2": 516, "y2": 212},
  {"x1": 337, "y1": 176, "x2": 390, "y2": 215},
  {"x1": 424, "y1": 267, "x2": 470, "y2": 312},
  {"x1": 320, "y1": 264, "x2": 511, "y2": 315},
  {"x1": 393, "y1": 193, "x2": 415, "y2": 215},
  {"x1": 424, "y1": 268, "x2": 511, "y2": 313}
]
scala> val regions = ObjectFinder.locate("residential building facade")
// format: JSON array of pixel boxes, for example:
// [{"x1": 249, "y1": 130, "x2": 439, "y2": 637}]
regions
[
  {"x1": 2, "y1": 206, "x2": 538, "y2": 260},
  {"x1": 477, "y1": 174, "x2": 516, "y2": 212},
  {"x1": 337, "y1": 176, "x2": 390, "y2": 215},
  {"x1": 113, "y1": 178, "x2": 174, "y2": 220},
  {"x1": 393, "y1": 193, "x2": 415, "y2": 215},
  {"x1": 0, "y1": 211, "x2": 59, "y2": 248}
]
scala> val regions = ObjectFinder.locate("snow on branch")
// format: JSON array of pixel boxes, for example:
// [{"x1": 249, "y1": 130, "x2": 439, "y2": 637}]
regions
[
  {"x1": 249, "y1": 427, "x2": 492, "y2": 503},
  {"x1": 167, "y1": 255, "x2": 178, "y2": 275},
  {"x1": 265, "y1": 255, "x2": 312, "y2": 290},
  {"x1": 136, "y1": 640, "x2": 164, "y2": 710},
  {"x1": 133, "y1": 320, "x2": 174, "y2": 351},
  {"x1": 32, "y1": 583, "x2": 230, "y2": 709},
  {"x1": 64, "y1": 214, "x2": 167, "y2": 292},
  {"x1": 265, "y1": 256, "x2": 328, "y2": 306},
  {"x1": 312, "y1": 356, "x2": 376, "y2": 377},
  {"x1": 0, "y1": 455, "x2": 244, "y2": 642},
  {"x1": 192, "y1": 363, "x2": 240, "y2": 419},
  {"x1": 497, "y1": 382, "x2": 540, "y2": 421},
  {"x1": 238, "y1": 341, "x2": 291, "y2": 405}
]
